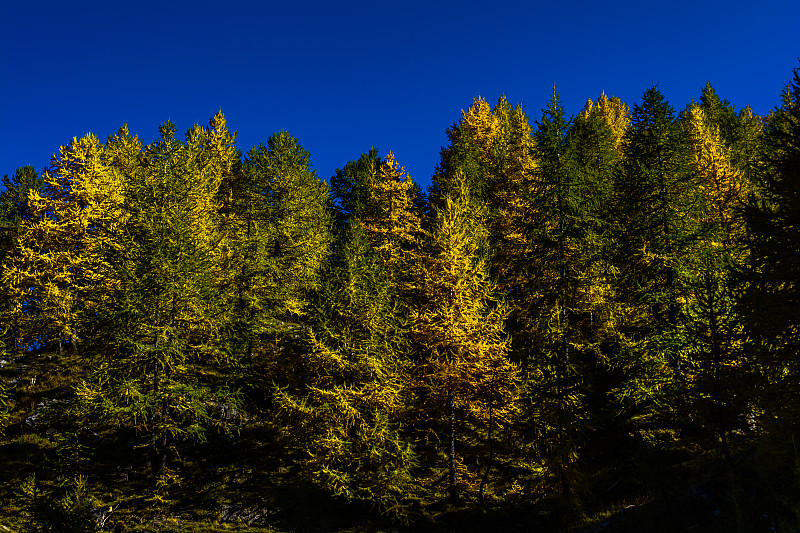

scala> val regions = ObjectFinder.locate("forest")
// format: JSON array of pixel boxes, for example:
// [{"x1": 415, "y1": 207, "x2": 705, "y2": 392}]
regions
[{"x1": 0, "y1": 64, "x2": 798, "y2": 533}]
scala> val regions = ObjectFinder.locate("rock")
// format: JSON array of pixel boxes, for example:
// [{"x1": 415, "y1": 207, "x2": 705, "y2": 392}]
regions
[
  {"x1": 24, "y1": 413, "x2": 40, "y2": 427},
  {"x1": 219, "y1": 502, "x2": 271, "y2": 524}
]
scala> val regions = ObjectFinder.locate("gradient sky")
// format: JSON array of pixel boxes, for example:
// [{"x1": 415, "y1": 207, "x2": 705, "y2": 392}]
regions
[{"x1": 2, "y1": 0, "x2": 798, "y2": 192}]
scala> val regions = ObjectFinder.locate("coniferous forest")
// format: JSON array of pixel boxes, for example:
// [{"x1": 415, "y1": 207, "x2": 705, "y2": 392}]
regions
[{"x1": 1, "y1": 65, "x2": 799, "y2": 532}]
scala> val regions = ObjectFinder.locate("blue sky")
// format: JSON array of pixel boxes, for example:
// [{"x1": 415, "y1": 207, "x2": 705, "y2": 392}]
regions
[{"x1": 1, "y1": 0, "x2": 798, "y2": 191}]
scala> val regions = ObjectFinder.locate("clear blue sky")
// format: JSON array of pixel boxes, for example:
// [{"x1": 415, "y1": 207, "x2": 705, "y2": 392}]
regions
[{"x1": 2, "y1": 0, "x2": 798, "y2": 191}]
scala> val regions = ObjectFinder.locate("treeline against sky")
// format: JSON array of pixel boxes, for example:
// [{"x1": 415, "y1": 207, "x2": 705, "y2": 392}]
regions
[{"x1": 1, "y1": 65, "x2": 799, "y2": 526}]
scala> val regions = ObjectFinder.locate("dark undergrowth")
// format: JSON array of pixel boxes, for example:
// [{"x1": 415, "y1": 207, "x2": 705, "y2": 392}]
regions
[{"x1": 1, "y1": 352, "x2": 797, "y2": 533}]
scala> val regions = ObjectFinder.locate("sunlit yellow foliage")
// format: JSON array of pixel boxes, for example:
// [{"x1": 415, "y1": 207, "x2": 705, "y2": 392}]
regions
[
  {"x1": 3, "y1": 133, "x2": 126, "y2": 352},
  {"x1": 413, "y1": 181, "x2": 519, "y2": 500},
  {"x1": 359, "y1": 151, "x2": 422, "y2": 280},
  {"x1": 686, "y1": 104, "x2": 746, "y2": 237},
  {"x1": 439, "y1": 95, "x2": 538, "y2": 304},
  {"x1": 580, "y1": 91, "x2": 631, "y2": 151},
  {"x1": 460, "y1": 96, "x2": 499, "y2": 164},
  {"x1": 490, "y1": 96, "x2": 538, "y2": 269}
]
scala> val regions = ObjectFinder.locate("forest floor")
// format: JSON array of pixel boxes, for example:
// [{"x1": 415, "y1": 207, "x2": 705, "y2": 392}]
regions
[{"x1": 1, "y1": 352, "x2": 797, "y2": 533}]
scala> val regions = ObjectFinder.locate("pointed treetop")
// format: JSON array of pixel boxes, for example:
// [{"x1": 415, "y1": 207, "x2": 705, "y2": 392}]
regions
[{"x1": 580, "y1": 91, "x2": 631, "y2": 149}]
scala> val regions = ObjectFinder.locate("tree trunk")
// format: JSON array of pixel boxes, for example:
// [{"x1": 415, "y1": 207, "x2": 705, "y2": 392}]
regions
[
  {"x1": 151, "y1": 430, "x2": 168, "y2": 486},
  {"x1": 479, "y1": 372, "x2": 495, "y2": 505},
  {"x1": 150, "y1": 357, "x2": 166, "y2": 485},
  {"x1": 13, "y1": 316, "x2": 19, "y2": 357},
  {"x1": 447, "y1": 384, "x2": 457, "y2": 502}
]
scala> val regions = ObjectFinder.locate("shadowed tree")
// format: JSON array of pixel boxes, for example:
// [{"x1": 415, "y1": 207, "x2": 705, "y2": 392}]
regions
[
  {"x1": 681, "y1": 101, "x2": 755, "y2": 449},
  {"x1": 741, "y1": 66, "x2": 800, "y2": 442},
  {"x1": 0, "y1": 165, "x2": 43, "y2": 356},
  {"x1": 610, "y1": 86, "x2": 698, "y2": 437}
]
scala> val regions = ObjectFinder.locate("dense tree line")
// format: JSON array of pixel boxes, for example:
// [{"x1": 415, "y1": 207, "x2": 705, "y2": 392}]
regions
[{"x1": 1, "y1": 64, "x2": 799, "y2": 529}]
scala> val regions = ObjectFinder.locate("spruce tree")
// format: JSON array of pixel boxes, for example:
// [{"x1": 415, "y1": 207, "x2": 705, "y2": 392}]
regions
[
  {"x1": 610, "y1": 86, "x2": 698, "y2": 434},
  {"x1": 741, "y1": 66, "x2": 800, "y2": 439}
]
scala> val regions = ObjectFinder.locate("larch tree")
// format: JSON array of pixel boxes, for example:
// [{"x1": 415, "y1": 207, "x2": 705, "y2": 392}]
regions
[
  {"x1": 432, "y1": 95, "x2": 537, "y2": 283},
  {"x1": 682, "y1": 102, "x2": 754, "y2": 449},
  {"x1": 569, "y1": 92, "x2": 629, "y2": 340},
  {"x1": 431, "y1": 96, "x2": 498, "y2": 206},
  {"x1": 579, "y1": 91, "x2": 631, "y2": 154},
  {"x1": 274, "y1": 150, "x2": 419, "y2": 518},
  {"x1": 2, "y1": 135, "x2": 126, "y2": 357},
  {"x1": 75, "y1": 113, "x2": 241, "y2": 492},
  {"x1": 521, "y1": 89, "x2": 621, "y2": 497},
  {"x1": 0, "y1": 165, "x2": 43, "y2": 434},
  {"x1": 412, "y1": 177, "x2": 519, "y2": 503},
  {"x1": 221, "y1": 130, "x2": 331, "y2": 374},
  {"x1": 0, "y1": 165, "x2": 43, "y2": 356},
  {"x1": 432, "y1": 95, "x2": 538, "y2": 364},
  {"x1": 432, "y1": 96, "x2": 546, "y2": 499},
  {"x1": 565, "y1": 92, "x2": 631, "y2": 483},
  {"x1": 359, "y1": 152, "x2": 423, "y2": 283}
]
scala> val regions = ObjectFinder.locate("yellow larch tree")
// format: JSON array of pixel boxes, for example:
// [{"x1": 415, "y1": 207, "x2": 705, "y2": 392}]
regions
[
  {"x1": 3, "y1": 133, "x2": 126, "y2": 355},
  {"x1": 412, "y1": 178, "x2": 519, "y2": 503},
  {"x1": 682, "y1": 103, "x2": 754, "y2": 447},
  {"x1": 433, "y1": 95, "x2": 538, "y2": 360},
  {"x1": 579, "y1": 91, "x2": 631, "y2": 153},
  {"x1": 75, "y1": 113, "x2": 241, "y2": 491},
  {"x1": 686, "y1": 104, "x2": 746, "y2": 237},
  {"x1": 359, "y1": 151, "x2": 422, "y2": 283},
  {"x1": 275, "y1": 150, "x2": 419, "y2": 519}
]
